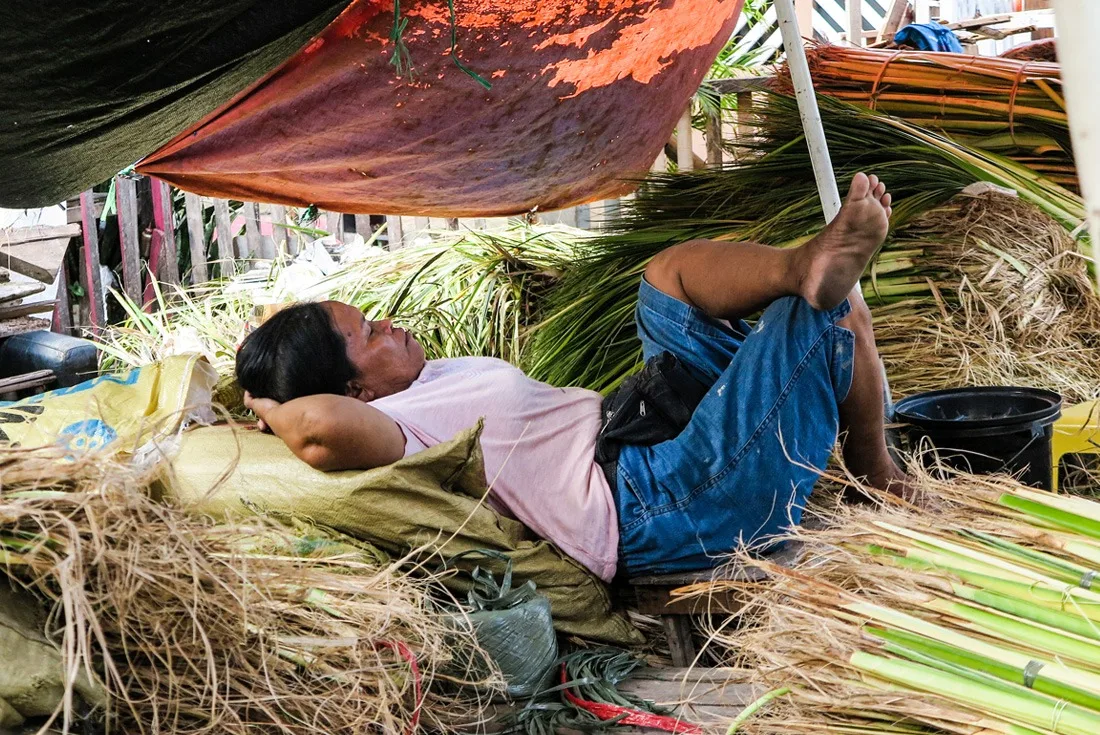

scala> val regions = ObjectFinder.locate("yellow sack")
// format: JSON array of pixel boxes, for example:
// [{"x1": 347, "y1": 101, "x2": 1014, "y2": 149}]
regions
[{"x1": 0, "y1": 354, "x2": 217, "y2": 453}]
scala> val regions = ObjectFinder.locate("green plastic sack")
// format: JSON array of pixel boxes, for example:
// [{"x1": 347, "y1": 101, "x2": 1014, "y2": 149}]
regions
[
  {"x1": 164, "y1": 421, "x2": 642, "y2": 646},
  {"x1": 446, "y1": 550, "x2": 557, "y2": 699},
  {"x1": 0, "y1": 584, "x2": 105, "y2": 728}
]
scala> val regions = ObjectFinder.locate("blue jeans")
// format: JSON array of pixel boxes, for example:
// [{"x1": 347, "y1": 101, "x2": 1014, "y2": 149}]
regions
[{"x1": 614, "y1": 279, "x2": 855, "y2": 576}]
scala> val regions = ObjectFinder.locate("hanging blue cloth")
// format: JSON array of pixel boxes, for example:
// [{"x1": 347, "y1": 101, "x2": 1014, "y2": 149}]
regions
[{"x1": 894, "y1": 22, "x2": 965, "y2": 53}]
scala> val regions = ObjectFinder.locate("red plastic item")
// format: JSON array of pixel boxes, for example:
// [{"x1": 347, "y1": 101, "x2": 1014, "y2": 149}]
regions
[
  {"x1": 376, "y1": 640, "x2": 423, "y2": 734},
  {"x1": 560, "y1": 665, "x2": 704, "y2": 734}
]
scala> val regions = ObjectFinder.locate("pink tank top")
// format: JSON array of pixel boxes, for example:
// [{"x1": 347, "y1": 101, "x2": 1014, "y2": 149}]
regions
[{"x1": 369, "y1": 357, "x2": 618, "y2": 581}]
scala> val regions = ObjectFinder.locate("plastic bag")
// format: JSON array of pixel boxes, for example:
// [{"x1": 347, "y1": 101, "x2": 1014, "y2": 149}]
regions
[{"x1": 446, "y1": 550, "x2": 558, "y2": 699}]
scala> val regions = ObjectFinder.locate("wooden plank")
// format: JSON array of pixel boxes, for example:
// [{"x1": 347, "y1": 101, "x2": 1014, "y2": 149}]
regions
[
  {"x1": 0, "y1": 237, "x2": 71, "y2": 283},
  {"x1": 705, "y1": 115, "x2": 723, "y2": 166},
  {"x1": 0, "y1": 317, "x2": 52, "y2": 340},
  {"x1": 709, "y1": 75, "x2": 774, "y2": 95},
  {"x1": 0, "y1": 369, "x2": 54, "y2": 393},
  {"x1": 849, "y1": 0, "x2": 863, "y2": 46},
  {"x1": 663, "y1": 615, "x2": 697, "y2": 668},
  {"x1": 879, "y1": 0, "x2": 911, "y2": 42},
  {"x1": 270, "y1": 204, "x2": 291, "y2": 257},
  {"x1": 385, "y1": 215, "x2": 404, "y2": 250},
  {"x1": 0, "y1": 281, "x2": 46, "y2": 305},
  {"x1": 734, "y1": 90, "x2": 755, "y2": 161},
  {"x1": 795, "y1": 0, "x2": 814, "y2": 37},
  {"x1": 354, "y1": 214, "x2": 373, "y2": 240},
  {"x1": 324, "y1": 211, "x2": 342, "y2": 239},
  {"x1": 676, "y1": 108, "x2": 694, "y2": 171},
  {"x1": 243, "y1": 202, "x2": 263, "y2": 259},
  {"x1": 0, "y1": 300, "x2": 56, "y2": 320},
  {"x1": 150, "y1": 179, "x2": 179, "y2": 287},
  {"x1": 183, "y1": 193, "x2": 208, "y2": 284},
  {"x1": 115, "y1": 175, "x2": 143, "y2": 304},
  {"x1": 52, "y1": 266, "x2": 72, "y2": 335},
  {"x1": 0, "y1": 224, "x2": 81, "y2": 247},
  {"x1": 212, "y1": 198, "x2": 235, "y2": 273}
]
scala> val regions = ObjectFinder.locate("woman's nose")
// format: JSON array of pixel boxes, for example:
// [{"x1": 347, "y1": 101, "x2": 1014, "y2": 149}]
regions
[{"x1": 375, "y1": 319, "x2": 393, "y2": 333}]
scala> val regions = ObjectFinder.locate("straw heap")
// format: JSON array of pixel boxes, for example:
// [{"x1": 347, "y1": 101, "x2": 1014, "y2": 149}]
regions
[
  {"x1": 873, "y1": 192, "x2": 1100, "y2": 402},
  {"x1": 694, "y1": 469, "x2": 1100, "y2": 735},
  {"x1": 774, "y1": 46, "x2": 1074, "y2": 189},
  {"x1": 0, "y1": 445, "x2": 495, "y2": 734}
]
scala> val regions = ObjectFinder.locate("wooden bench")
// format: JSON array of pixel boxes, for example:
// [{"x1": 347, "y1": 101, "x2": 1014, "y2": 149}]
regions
[{"x1": 628, "y1": 543, "x2": 803, "y2": 667}]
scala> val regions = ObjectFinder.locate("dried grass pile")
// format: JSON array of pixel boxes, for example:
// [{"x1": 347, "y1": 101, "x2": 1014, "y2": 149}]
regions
[
  {"x1": 690, "y1": 466, "x2": 1100, "y2": 735},
  {"x1": 876, "y1": 191, "x2": 1100, "y2": 403},
  {"x1": 0, "y1": 445, "x2": 495, "y2": 734}
]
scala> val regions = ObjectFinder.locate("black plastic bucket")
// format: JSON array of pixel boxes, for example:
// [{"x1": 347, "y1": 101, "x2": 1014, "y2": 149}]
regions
[{"x1": 893, "y1": 386, "x2": 1062, "y2": 490}]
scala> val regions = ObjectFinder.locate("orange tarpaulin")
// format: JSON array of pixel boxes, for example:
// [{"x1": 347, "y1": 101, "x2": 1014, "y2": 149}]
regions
[{"x1": 138, "y1": 0, "x2": 744, "y2": 216}]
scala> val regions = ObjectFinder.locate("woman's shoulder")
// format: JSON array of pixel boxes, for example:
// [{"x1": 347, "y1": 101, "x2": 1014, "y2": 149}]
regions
[{"x1": 423, "y1": 356, "x2": 518, "y2": 379}]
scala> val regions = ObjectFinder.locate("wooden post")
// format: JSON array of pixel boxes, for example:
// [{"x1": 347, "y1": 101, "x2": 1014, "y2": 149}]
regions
[
  {"x1": 324, "y1": 211, "x2": 342, "y2": 239},
  {"x1": 705, "y1": 115, "x2": 724, "y2": 166},
  {"x1": 880, "y1": 0, "x2": 911, "y2": 43},
  {"x1": 676, "y1": 108, "x2": 694, "y2": 171},
  {"x1": 914, "y1": 0, "x2": 931, "y2": 24},
  {"x1": 212, "y1": 199, "x2": 235, "y2": 275},
  {"x1": 78, "y1": 190, "x2": 104, "y2": 330},
  {"x1": 735, "y1": 90, "x2": 755, "y2": 161},
  {"x1": 796, "y1": 0, "x2": 814, "y2": 38},
  {"x1": 849, "y1": 0, "x2": 863, "y2": 46},
  {"x1": 386, "y1": 215, "x2": 404, "y2": 250},
  {"x1": 150, "y1": 179, "x2": 179, "y2": 289},
  {"x1": 115, "y1": 175, "x2": 142, "y2": 304},
  {"x1": 183, "y1": 192, "x2": 208, "y2": 284},
  {"x1": 52, "y1": 264, "x2": 72, "y2": 335},
  {"x1": 270, "y1": 204, "x2": 291, "y2": 257},
  {"x1": 243, "y1": 202, "x2": 263, "y2": 259}
]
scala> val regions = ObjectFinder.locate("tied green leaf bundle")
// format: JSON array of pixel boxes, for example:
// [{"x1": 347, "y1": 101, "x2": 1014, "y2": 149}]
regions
[
  {"x1": 689, "y1": 468, "x2": 1100, "y2": 735},
  {"x1": 523, "y1": 93, "x2": 1091, "y2": 396}
]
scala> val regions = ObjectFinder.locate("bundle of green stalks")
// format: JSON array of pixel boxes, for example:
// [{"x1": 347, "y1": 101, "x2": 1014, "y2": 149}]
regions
[
  {"x1": 0, "y1": 445, "x2": 496, "y2": 734},
  {"x1": 689, "y1": 467, "x2": 1100, "y2": 735},
  {"x1": 98, "y1": 225, "x2": 583, "y2": 379},
  {"x1": 773, "y1": 46, "x2": 1075, "y2": 189},
  {"x1": 524, "y1": 93, "x2": 1089, "y2": 396}
]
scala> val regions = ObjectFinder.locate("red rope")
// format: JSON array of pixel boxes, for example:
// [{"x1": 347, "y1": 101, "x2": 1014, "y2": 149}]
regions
[
  {"x1": 560, "y1": 665, "x2": 703, "y2": 735},
  {"x1": 376, "y1": 640, "x2": 423, "y2": 735}
]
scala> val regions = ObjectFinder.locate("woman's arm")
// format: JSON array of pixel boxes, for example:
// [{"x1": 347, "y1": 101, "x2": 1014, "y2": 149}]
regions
[{"x1": 244, "y1": 393, "x2": 406, "y2": 471}]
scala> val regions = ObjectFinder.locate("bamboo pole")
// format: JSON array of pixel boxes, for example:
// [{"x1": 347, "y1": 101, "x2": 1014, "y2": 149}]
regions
[{"x1": 774, "y1": 0, "x2": 842, "y2": 222}]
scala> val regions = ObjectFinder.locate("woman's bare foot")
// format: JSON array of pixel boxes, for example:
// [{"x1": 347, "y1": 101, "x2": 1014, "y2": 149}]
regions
[{"x1": 795, "y1": 173, "x2": 892, "y2": 311}]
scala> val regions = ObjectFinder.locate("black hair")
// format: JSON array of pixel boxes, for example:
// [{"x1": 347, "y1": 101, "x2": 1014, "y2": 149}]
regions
[{"x1": 235, "y1": 302, "x2": 358, "y2": 404}]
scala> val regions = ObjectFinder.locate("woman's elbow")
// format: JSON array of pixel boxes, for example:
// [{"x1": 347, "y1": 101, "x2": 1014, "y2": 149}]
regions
[{"x1": 298, "y1": 443, "x2": 342, "y2": 471}]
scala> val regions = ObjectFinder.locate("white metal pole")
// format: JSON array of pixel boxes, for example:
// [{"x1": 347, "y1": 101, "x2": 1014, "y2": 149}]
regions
[
  {"x1": 773, "y1": 0, "x2": 842, "y2": 222},
  {"x1": 849, "y1": 0, "x2": 863, "y2": 47},
  {"x1": 677, "y1": 108, "x2": 694, "y2": 171},
  {"x1": 1052, "y1": 0, "x2": 1100, "y2": 289}
]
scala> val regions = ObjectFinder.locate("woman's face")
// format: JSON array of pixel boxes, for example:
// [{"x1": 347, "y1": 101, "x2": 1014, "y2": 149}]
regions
[{"x1": 321, "y1": 301, "x2": 426, "y2": 400}]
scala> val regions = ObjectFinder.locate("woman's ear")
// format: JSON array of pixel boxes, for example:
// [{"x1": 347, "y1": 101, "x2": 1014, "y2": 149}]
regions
[{"x1": 345, "y1": 380, "x2": 375, "y2": 402}]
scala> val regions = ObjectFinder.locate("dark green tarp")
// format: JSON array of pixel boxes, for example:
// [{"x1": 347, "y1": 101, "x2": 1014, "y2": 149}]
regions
[{"x1": 0, "y1": 0, "x2": 347, "y2": 207}]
